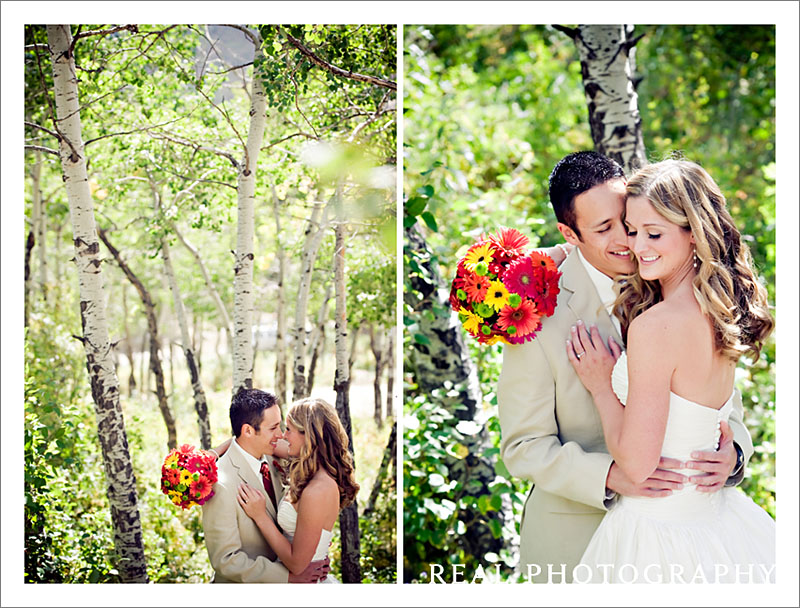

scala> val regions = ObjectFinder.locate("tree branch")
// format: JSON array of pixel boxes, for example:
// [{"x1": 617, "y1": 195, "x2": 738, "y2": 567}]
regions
[
  {"x1": 552, "y1": 25, "x2": 578, "y2": 39},
  {"x1": 277, "y1": 26, "x2": 397, "y2": 91},
  {"x1": 25, "y1": 121, "x2": 61, "y2": 141},
  {"x1": 148, "y1": 130, "x2": 240, "y2": 169},
  {"x1": 83, "y1": 115, "x2": 189, "y2": 147},
  {"x1": 24, "y1": 144, "x2": 60, "y2": 157}
]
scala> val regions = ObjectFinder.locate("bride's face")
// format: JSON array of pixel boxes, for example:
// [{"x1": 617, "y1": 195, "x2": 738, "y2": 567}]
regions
[
  {"x1": 625, "y1": 195, "x2": 694, "y2": 283},
  {"x1": 283, "y1": 419, "x2": 305, "y2": 457}
]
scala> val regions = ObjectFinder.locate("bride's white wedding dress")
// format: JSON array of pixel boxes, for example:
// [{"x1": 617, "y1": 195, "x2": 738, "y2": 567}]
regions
[
  {"x1": 277, "y1": 497, "x2": 339, "y2": 584},
  {"x1": 577, "y1": 353, "x2": 776, "y2": 583}
]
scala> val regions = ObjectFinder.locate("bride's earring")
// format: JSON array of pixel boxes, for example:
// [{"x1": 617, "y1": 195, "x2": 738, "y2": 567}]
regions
[{"x1": 693, "y1": 247, "x2": 698, "y2": 269}]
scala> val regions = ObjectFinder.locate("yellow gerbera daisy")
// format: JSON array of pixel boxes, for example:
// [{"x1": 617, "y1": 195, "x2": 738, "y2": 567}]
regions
[
  {"x1": 484, "y1": 280, "x2": 510, "y2": 311},
  {"x1": 463, "y1": 242, "x2": 494, "y2": 271},
  {"x1": 179, "y1": 470, "x2": 193, "y2": 485},
  {"x1": 485, "y1": 334, "x2": 509, "y2": 346},
  {"x1": 459, "y1": 306, "x2": 483, "y2": 334}
]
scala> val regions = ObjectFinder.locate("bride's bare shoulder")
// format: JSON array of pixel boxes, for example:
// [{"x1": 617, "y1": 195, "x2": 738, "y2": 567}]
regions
[
  {"x1": 301, "y1": 470, "x2": 339, "y2": 499},
  {"x1": 629, "y1": 299, "x2": 702, "y2": 345}
]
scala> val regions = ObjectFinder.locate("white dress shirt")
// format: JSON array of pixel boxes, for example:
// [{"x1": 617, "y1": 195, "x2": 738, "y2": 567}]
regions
[
  {"x1": 576, "y1": 247, "x2": 621, "y2": 334},
  {"x1": 230, "y1": 437, "x2": 265, "y2": 478}
]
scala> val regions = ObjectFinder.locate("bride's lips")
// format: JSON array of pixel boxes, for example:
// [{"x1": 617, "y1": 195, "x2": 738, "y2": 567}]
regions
[{"x1": 638, "y1": 254, "x2": 660, "y2": 265}]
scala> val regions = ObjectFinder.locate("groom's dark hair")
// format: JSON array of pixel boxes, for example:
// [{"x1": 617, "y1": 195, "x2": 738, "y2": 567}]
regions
[
  {"x1": 548, "y1": 151, "x2": 625, "y2": 239},
  {"x1": 230, "y1": 388, "x2": 278, "y2": 437}
]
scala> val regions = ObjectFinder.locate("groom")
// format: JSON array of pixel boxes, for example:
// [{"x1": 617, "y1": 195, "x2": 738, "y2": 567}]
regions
[
  {"x1": 497, "y1": 151, "x2": 753, "y2": 583},
  {"x1": 202, "y1": 388, "x2": 329, "y2": 583}
]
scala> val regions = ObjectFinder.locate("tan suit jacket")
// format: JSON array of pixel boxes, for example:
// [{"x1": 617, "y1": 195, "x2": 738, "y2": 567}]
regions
[
  {"x1": 202, "y1": 441, "x2": 289, "y2": 583},
  {"x1": 497, "y1": 251, "x2": 753, "y2": 582}
]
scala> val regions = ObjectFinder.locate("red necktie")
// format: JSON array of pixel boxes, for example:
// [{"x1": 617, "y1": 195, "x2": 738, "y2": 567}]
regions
[{"x1": 260, "y1": 461, "x2": 278, "y2": 511}]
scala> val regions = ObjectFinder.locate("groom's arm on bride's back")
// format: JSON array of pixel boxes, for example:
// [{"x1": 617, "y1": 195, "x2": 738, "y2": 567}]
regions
[
  {"x1": 202, "y1": 478, "x2": 290, "y2": 583},
  {"x1": 724, "y1": 390, "x2": 754, "y2": 485},
  {"x1": 497, "y1": 339, "x2": 613, "y2": 510}
]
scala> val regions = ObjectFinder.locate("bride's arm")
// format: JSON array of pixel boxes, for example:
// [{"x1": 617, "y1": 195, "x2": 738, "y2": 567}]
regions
[
  {"x1": 539, "y1": 243, "x2": 573, "y2": 267},
  {"x1": 237, "y1": 482, "x2": 333, "y2": 575},
  {"x1": 209, "y1": 437, "x2": 232, "y2": 460},
  {"x1": 567, "y1": 315, "x2": 672, "y2": 483}
]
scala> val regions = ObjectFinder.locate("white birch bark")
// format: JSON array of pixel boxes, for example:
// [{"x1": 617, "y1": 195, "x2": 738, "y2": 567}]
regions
[
  {"x1": 272, "y1": 184, "x2": 288, "y2": 408},
  {"x1": 368, "y1": 324, "x2": 385, "y2": 428},
  {"x1": 385, "y1": 325, "x2": 395, "y2": 419},
  {"x1": 305, "y1": 282, "x2": 332, "y2": 393},
  {"x1": 332, "y1": 186, "x2": 361, "y2": 582},
  {"x1": 46, "y1": 24, "x2": 148, "y2": 583},
  {"x1": 569, "y1": 24, "x2": 647, "y2": 174},
  {"x1": 291, "y1": 198, "x2": 331, "y2": 400},
  {"x1": 32, "y1": 149, "x2": 48, "y2": 301},
  {"x1": 232, "y1": 41, "x2": 268, "y2": 395}
]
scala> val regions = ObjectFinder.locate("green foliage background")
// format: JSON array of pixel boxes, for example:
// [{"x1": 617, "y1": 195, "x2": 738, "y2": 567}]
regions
[{"x1": 403, "y1": 24, "x2": 776, "y2": 583}]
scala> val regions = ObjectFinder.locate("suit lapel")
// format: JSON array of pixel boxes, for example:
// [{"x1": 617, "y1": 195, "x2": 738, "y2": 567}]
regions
[
  {"x1": 229, "y1": 443, "x2": 279, "y2": 521},
  {"x1": 561, "y1": 252, "x2": 623, "y2": 348}
]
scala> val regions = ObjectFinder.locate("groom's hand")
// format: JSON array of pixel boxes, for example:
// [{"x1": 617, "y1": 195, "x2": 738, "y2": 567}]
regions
[
  {"x1": 287, "y1": 556, "x2": 330, "y2": 584},
  {"x1": 685, "y1": 420, "x2": 738, "y2": 493},
  {"x1": 606, "y1": 460, "x2": 686, "y2": 498}
]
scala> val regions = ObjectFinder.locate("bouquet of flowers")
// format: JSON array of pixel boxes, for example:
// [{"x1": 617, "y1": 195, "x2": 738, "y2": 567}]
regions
[
  {"x1": 161, "y1": 444, "x2": 218, "y2": 509},
  {"x1": 450, "y1": 227, "x2": 561, "y2": 345}
]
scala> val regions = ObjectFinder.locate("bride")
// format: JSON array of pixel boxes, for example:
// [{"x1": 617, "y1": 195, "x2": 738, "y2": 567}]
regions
[
  {"x1": 216, "y1": 397, "x2": 359, "y2": 583},
  {"x1": 565, "y1": 159, "x2": 775, "y2": 583}
]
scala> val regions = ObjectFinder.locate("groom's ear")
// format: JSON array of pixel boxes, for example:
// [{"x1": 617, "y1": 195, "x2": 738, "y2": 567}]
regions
[{"x1": 557, "y1": 222, "x2": 581, "y2": 246}]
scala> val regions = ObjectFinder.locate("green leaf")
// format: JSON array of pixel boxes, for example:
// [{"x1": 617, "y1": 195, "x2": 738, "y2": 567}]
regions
[
  {"x1": 420, "y1": 211, "x2": 438, "y2": 232},
  {"x1": 405, "y1": 196, "x2": 427, "y2": 217}
]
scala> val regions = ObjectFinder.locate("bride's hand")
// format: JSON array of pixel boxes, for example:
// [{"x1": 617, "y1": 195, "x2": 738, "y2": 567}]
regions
[
  {"x1": 237, "y1": 483, "x2": 267, "y2": 520},
  {"x1": 566, "y1": 320, "x2": 621, "y2": 396}
]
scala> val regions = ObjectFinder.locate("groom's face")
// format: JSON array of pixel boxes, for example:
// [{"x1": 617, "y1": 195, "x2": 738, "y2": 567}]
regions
[
  {"x1": 248, "y1": 405, "x2": 283, "y2": 458},
  {"x1": 559, "y1": 178, "x2": 634, "y2": 278}
]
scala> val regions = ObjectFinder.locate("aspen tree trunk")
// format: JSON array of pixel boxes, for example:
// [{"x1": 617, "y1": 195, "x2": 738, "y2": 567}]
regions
[
  {"x1": 271, "y1": 184, "x2": 288, "y2": 408},
  {"x1": 347, "y1": 325, "x2": 360, "y2": 376},
  {"x1": 363, "y1": 421, "x2": 396, "y2": 516},
  {"x1": 25, "y1": 228, "x2": 34, "y2": 327},
  {"x1": 140, "y1": 332, "x2": 149, "y2": 393},
  {"x1": 405, "y1": 224, "x2": 504, "y2": 561},
  {"x1": 368, "y1": 324, "x2": 385, "y2": 428},
  {"x1": 557, "y1": 24, "x2": 647, "y2": 174},
  {"x1": 160, "y1": 218, "x2": 212, "y2": 449},
  {"x1": 232, "y1": 40, "x2": 268, "y2": 395},
  {"x1": 121, "y1": 285, "x2": 137, "y2": 396},
  {"x1": 292, "y1": 199, "x2": 331, "y2": 400},
  {"x1": 172, "y1": 223, "x2": 232, "y2": 352},
  {"x1": 306, "y1": 282, "x2": 331, "y2": 394},
  {"x1": 32, "y1": 149, "x2": 48, "y2": 302},
  {"x1": 98, "y1": 228, "x2": 177, "y2": 450},
  {"x1": 333, "y1": 187, "x2": 361, "y2": 583},
  {"x1": 46, "y1": 24, "x2": 148, "y2": 583},
  {"x1": 54, "y1": 223, "x2": 63, "y2": 287},
  {"x1": 385, "y1": 326, "x2": 395, "y2": 419}
]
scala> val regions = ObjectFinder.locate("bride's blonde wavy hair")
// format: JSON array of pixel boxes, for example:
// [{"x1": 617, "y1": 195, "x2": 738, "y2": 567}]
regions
[
  {"x1": 285, "y1": 398, "x2": 359, "y2": 509},
  {"x1": 613, "y1": 159, "x2": 773, "y2": 362}
]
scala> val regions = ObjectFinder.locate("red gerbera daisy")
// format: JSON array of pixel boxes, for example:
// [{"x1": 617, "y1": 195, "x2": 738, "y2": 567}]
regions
[
  {"x1": 190, "y1": 477, "x2": 214, "y2": 501},
  {"x1": 488, "y1": 227, "x2": 529, "y2": 257},
  {"x1": 497, "y1": 299, "x2": 541, "y2": 339},
  {"x1": 528, "y1": 250, "x2": 558, "y2": 273},
  {"x1": 504, "y1": 256, "x2": 536, "y2": 298},
  {"x1": 463, "y1": 273, "x2": 491, "y2": 303},
  {"x1": 450, "y1": 276, "x2": 467, "y2": 310},
  {"x1": 531, "y1": 267, "x2": 561, "y2": 317}
]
